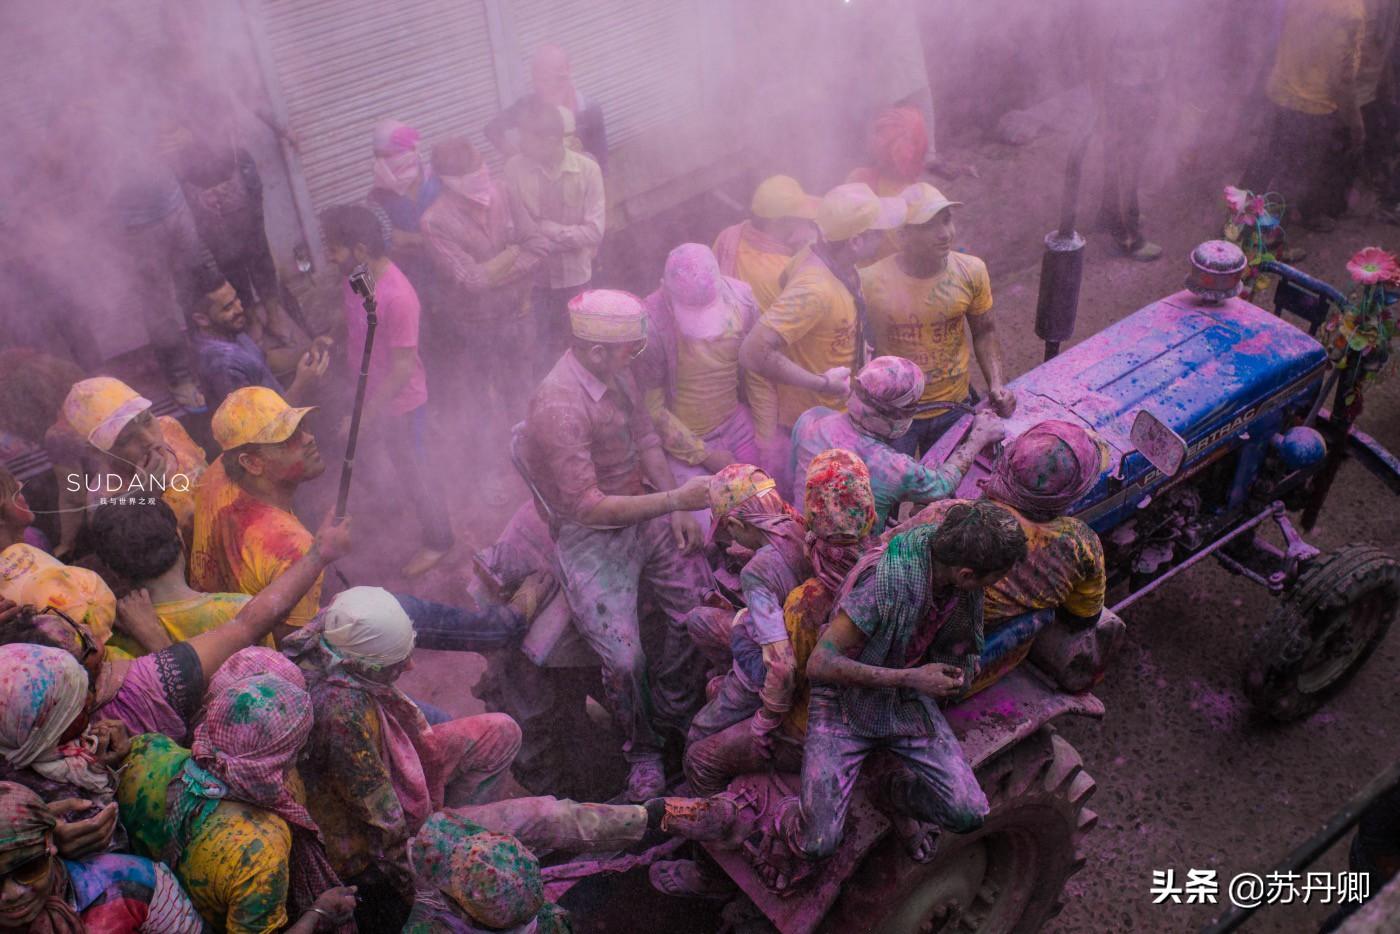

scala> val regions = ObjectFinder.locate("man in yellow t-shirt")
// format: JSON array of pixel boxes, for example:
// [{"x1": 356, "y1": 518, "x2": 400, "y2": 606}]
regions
[
  {"x1": 1247, "y1": 0, "x2": 1366, "y2": 230},
  {"x1": 739, "y1": 183, "x2": 905, "y2": 495},
  {"x1": 713, "y1": 175, "x2": 820, "y2": 478},
  {"x1": 860, "y1": 183, "x2": 1015, "y2": 458}
]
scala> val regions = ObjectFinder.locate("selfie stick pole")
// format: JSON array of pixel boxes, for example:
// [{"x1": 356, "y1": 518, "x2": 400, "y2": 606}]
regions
[{"x1": 338, "y1": 266, "x2": 378, "y2": 519}]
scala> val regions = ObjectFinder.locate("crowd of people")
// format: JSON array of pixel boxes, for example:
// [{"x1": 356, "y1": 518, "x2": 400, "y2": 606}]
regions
[{"x1": 18, "y1": 4, "x2": 1397, "y2": 928}]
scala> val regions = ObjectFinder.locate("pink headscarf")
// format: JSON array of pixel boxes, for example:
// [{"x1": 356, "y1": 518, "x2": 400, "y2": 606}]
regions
[
  {"x1": 206, "y1": 646, "x2": 307, "y2": 700},
  {"x1": 847, "y1": 356, "x2": 926, "y2": 441},
  {"x1": 372, "y1": 119, "x2": 424, "y2": 197},
  {"x1": 664, "y1": 243, "x2": 732, "y2": 340},
  {"x1": 982, "y1": 420, "x2": 1107, "y2": 520},
  {"x1": 803, "y1": 449, "x2": 877, "y2": 592},
  {"x1": 187, "y1": 675, "x2": 346, "y2": 928}
]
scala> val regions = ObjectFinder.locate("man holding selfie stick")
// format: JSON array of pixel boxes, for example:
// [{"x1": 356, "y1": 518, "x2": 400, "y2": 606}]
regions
[{"x1": 320, "y1": 204, "x2": 455, "y2": 577}]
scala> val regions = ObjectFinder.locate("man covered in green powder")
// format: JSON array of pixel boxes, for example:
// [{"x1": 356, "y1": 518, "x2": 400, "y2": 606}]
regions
[{"x1": 760, "y1": 499, "x2": 1027, "y2": 888}]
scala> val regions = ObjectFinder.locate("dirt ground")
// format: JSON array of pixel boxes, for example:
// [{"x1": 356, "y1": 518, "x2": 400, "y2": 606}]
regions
[{"x1": 377, "y1": 105, "x2": 1400, "y2": 932}]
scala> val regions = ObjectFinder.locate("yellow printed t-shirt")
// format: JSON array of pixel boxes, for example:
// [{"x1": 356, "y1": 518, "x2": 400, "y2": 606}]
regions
[
  {"x1": 728, "y1": 235, "x2": 789, "y2": 312},
  {"x1": 911, "y1": 501, "x2": 1106, "y2": 622},
  {"x1": 1267, "y1": 0, "x2": 1366, "y2": 115},
  {"x1": 188, "y1": 458, "x2": 321, "y2": 630},
  {"x1": 154, "y1": 592, "x2": 258, "y2": 645},
  {"x1": 762, "y1": 247, "x2": 858, "y2": 428},
  {"x1": 647, "y1": 305, "x2": 748, "y2": 465},
  {"x1": 119, "y1": 734, "x2": 292, "y2": 934},
  {"x1": 860, "y1": 251, "x2": 993, "y2": 414}
]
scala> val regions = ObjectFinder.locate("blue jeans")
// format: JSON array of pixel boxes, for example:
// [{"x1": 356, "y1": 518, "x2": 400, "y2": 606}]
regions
[
  {"x1": 394, "y1": 593, "x2": 526, "y2": 654},
  {"x1": 892, "y1": 389, "x2": 979, "y2": 459}
]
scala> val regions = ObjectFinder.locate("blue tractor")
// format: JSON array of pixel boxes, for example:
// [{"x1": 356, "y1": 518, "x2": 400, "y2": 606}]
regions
[
  {"x1": 688, "y1": 253, "x2": 1400, "y2": 934},
  {"x1": 919, "y1": 256, "x2": 1400, "y2": 723},
  {"x1": 486, "y1": 245, "x2": 1400, "y2": 933}
]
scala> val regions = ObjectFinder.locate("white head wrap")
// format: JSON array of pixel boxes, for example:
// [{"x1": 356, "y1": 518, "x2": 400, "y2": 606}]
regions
[{"x1": 321, "y1": 586, "x2": 416, "y2": 667}]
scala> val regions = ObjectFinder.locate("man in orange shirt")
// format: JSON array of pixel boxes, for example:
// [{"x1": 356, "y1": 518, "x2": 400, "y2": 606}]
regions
[
  {"x1": 190, "y1": 387, "x2": 531, "y2": 651},
  {"x1": 860, "y1": 183, "x2": 1015, "y2": 458},
  {"x1": 738, "y1": 183, "x2": 905, "y2": 496}
]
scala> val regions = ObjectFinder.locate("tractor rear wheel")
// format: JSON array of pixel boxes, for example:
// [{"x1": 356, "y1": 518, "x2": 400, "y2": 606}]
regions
[
  {"x1": 1243, "y1": 544, "x2": 1400, "y2": 721},
  {"x1": 824, "y1": 728, "x2": 1096, "y2": 934}
]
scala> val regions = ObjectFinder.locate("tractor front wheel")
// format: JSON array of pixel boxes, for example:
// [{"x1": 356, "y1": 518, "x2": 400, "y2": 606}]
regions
[
  {"x1": 824, "y1": 728, "x2": 1096, "y2": 934},
  {"x1": 1243, "y1": 544, "x2": 1400, "y2": 721}
]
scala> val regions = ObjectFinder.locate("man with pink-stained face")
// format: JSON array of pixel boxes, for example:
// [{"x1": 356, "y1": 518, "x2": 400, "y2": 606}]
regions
[{"x1": 484, "y1": 43, "x2": 609, "y2": 171}]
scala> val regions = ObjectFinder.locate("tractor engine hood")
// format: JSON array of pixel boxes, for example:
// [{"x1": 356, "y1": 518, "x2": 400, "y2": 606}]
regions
[{"x1": 941, "y1": 291, "x2": 1326, "y2": 510}]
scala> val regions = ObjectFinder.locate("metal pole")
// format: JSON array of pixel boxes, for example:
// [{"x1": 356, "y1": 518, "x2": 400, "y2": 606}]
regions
[
  {"x1": 1110, "y1": 503, "x2": 1281, "y2": 615},
  {"x1": 1200, "y1": 758, "x2": 1400, "y2": 934},
  {"x1": 337, "y1": 267, "x2": 378, "y2": 519}
]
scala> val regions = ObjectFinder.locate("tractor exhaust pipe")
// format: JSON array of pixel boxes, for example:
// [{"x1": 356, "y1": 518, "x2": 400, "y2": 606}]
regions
[{"x1": 1034, "y1": 125, "x2": 1094, "y2": 360}]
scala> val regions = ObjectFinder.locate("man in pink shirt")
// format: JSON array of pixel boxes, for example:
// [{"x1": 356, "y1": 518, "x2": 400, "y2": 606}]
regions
[{"x1": 321, "y1": 204, "x2": 454, "y2": 577}]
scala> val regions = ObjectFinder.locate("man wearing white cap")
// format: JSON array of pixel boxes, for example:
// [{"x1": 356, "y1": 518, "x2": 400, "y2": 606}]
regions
[
  {"x1": 860, "y1": 182, "x2": 1015, "y2": 458},
  {"x1": 523, "y1": 289, "x2": 714, "y2": 801},
  {"x1": 738, "y1": 182, "x2": 905, "y2": 496}
]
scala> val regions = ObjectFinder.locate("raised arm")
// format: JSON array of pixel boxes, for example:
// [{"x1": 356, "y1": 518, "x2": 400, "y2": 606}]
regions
[{"x1": 184, "y1": 515, "x2": 351, "y2": 682}]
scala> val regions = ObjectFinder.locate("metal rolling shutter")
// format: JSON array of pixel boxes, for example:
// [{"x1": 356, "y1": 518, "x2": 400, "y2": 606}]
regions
[
  {"x1": 505, "y1": 0, "x2": 703, "y2": 148},
  {"x1": 257, "y1": 0, "x2": 502, "y2": 212}
]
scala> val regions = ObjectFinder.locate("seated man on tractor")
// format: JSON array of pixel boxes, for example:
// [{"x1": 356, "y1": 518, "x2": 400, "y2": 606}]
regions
[
  {"x1": 905, "y1": 419, "x2": 1121, "y2": 693},
  {"x1": 654, "y1": 449, "x2": 879, "y2": 898},
  {"x1": 523, "y1": 289, "x2": 713, "y2": 801},
  {"x1": 790, "y1": 355, "x2": 1004, "y2": 529},
  {"x1": 759, "y1": 500, "x2": 1028, "y2": 889}
]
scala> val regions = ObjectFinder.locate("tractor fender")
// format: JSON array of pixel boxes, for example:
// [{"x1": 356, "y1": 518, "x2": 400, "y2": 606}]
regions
[{"x1": 702, "y1": 667, "x2": 1103, "y2": 934}]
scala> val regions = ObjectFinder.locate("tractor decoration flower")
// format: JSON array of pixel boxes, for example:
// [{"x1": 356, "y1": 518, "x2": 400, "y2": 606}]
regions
[
  {"x1": 1222, "y1": 186, "x2": 1286, "y2": 302},
  {"x1": 1321, "y1": 246, "x2": 1400, "y2": 417}
]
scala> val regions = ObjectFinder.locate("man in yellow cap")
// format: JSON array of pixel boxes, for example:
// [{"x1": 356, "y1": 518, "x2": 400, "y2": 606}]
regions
[
  {"x1": 712, "y1": 176, "x2": 820, "y2": 478},
  {"x1": 859, "y1": 182, "x2": 1016, "y2": 459},
  {"x1": 47, "y1": 377, "x2": 209, "y2": 559},
  {"x1": 738, "y1": 182, "x2": 905, "y2": 496},
  {"x1": 523, "y1": 289, "x2": 714, "y2": 802},
  {"x1": 192, "y1": 387, "x2": 536, "y2": 652},
  {"x1": 712, "y1": 176, "x2": 820, "y2": 312},
  {"x1": 188, "y1": 386, "x2": 326, "y2": 638}
]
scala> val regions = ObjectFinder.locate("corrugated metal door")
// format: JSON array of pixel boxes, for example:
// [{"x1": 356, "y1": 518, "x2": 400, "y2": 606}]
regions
[
  {"x1": 256, "y1": 0, "x2": 502, "y2": 212},
  {"x1": 504, "y1": 0, "x2": 703, "y2": 148}
]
